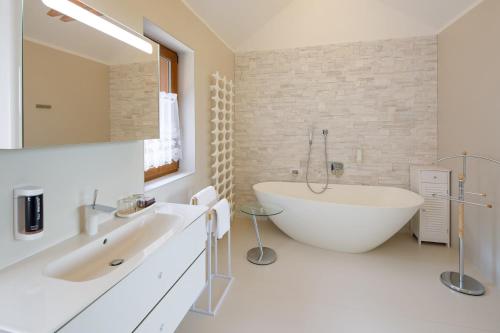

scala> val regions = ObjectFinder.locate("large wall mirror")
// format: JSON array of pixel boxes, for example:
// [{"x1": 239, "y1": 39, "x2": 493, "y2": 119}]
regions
[{"x1": 22, "y1": 0, "x2": 160, "y2": 148}]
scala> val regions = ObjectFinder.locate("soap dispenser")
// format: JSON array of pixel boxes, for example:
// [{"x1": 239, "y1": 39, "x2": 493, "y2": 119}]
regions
[{"x1": 13, "y1": 186, "x2": 44, "y2": 241}]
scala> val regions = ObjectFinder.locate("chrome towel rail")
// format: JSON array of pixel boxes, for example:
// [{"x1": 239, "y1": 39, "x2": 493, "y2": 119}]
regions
[{"x1": 435, "y1": 151, "x2": 499, "y2": 296}]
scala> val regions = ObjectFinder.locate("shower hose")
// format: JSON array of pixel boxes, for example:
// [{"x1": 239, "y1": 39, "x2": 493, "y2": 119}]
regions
[{"x1": 306, "y1": 130, "x2": 329, "y2": 194}]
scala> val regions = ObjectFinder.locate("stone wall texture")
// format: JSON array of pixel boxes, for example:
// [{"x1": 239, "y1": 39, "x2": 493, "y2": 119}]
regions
[
  {"x1": 234, "y1": 36, "x2": 438, "y2": 202},
  {"x1": 110, "y1": 61, "x2": 159, "y2": 141}
]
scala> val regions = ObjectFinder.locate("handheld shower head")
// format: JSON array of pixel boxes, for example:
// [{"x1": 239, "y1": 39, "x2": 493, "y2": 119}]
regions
[{"x1": 306, "y1": 128, "x2": 330, "y2": 194}]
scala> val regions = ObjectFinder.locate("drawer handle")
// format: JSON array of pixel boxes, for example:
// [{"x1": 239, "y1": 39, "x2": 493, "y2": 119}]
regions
[
  {"x1": 433, "y1": 176, "x2": 438, "y2": 179},
  {"x1": 158, "y1": 272, "x2": 163, "y2": 280}
]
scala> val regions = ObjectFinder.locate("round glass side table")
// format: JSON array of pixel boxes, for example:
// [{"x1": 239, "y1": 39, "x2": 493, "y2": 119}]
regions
[{"x1": 240, "y1": 202, "x2": 284, "y2": 265}]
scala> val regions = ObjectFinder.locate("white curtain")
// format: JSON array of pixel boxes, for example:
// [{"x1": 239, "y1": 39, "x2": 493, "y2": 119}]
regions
[{"x1": 144, "y1": 92, "x2": 182, "y2": 171}]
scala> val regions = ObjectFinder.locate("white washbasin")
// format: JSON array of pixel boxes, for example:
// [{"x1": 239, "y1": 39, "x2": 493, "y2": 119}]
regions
[{"x1": 43, "y1": 212, "x2": 183, "y2": 282}]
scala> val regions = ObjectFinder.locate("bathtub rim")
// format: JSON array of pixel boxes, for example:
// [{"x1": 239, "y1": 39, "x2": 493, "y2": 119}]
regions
[{"x1": 253, "y1": 181, "x2": 424, "y2": 210}]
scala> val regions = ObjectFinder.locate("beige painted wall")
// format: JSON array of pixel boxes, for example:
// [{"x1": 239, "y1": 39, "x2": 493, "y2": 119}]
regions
[
  {"x1": 84, "y1": 0, "x2": 235, "y2": 202},
  {"x1": 23, "y1": 40, "x2": 110, "y2": 146},
  {"x1": 438, "y1": 0, "x2": 500, "y2": 285},
  {"x1": 0, "y1": 0, "x2": 234, "y2": 270}
]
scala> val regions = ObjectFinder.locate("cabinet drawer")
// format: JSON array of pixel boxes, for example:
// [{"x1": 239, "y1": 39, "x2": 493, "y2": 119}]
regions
[
  {"x1": 421, "y1": 198, "x2": 448, "y2": 214},
  {"x1": 420, "y1": 197, "x2": 450, "y2": 244},
  {"x1": 420, "y1": 171, "x2": 449, "y2": 184},
  {"x1": 420, "y1": 182, "x2": 449, "y2": 196},
  {"x1": 135, "y1": 253, "x2": 206, "y2": 333},
  {"x1": 421, "y1": 210, "x2": 448, "y2": 232},
  {"x1": 58, "y1": 217, "x2": 206, "y2": 333}
]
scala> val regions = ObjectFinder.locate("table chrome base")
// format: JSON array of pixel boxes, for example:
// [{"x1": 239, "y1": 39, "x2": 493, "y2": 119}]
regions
[
  {"x1": 247, "y1": 247, "x2": 277, "y2": 265},
  {"x1": 440, "y1": 271, "x2": 485, "y2": 296}
]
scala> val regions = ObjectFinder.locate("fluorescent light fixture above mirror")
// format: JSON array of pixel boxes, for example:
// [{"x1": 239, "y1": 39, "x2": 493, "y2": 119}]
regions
[{"x1": 41, "y1": 0, "x2": 153, "y2": 54}]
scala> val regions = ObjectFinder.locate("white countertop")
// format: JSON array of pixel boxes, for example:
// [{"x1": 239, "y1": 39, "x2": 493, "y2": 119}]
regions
[{"x1": 0, "y1": 202, "x2": 208, "y2": 333}]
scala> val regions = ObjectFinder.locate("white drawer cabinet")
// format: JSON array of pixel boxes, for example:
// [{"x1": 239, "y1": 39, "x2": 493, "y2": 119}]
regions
[
  {"x1": 135, "y1": 254, "x2": 205, "y2": 333},
  {"x1": 410, "y1": 166, "x2": 451, "y2": 246},
  {"x1": 58, "y1": 216, "x2": 206, "y2": 333}
]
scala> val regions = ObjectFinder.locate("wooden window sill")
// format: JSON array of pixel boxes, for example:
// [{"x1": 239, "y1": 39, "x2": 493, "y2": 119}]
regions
[
  {"x1": 144, "y1": 161, "x2": 180, "y2": 182},
  {"x1": 144, "y1": 171, "x2": 195, "y2": 192}
]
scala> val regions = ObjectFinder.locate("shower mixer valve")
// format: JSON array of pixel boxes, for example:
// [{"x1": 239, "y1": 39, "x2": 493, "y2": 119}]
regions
[{"x1": 331, "y1": 161, "x2": 344, "y2": 176}]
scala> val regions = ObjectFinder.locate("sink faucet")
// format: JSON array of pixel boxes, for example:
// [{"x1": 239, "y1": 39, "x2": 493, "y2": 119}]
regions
[
  {"x1": 92, "y1": 189, "x2": 98, "y2": 209},
  {"x1": 88, "y1": 189, "x2": 116, "y2": 213},
  {"x1": 84, "y1": 189, "x2": 115, "y2": 236}
]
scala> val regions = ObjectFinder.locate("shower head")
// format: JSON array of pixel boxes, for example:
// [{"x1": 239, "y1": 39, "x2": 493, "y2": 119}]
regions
[{"x1": 322, "y1": 129, "x2": 329, "y2": 136}]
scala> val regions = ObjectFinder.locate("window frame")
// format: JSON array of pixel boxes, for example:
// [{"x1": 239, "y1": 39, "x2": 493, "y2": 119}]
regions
[{"x1": 144, "y1": 44, "x2": 180, "y2": 183}]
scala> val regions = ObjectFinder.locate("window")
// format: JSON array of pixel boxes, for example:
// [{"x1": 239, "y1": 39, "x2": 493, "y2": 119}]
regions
[{"x1": 144, "y1": 45, "x2": 181, "y2": 182}]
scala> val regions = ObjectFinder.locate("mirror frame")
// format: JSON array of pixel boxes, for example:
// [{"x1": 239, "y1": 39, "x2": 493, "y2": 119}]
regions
[
  {"x1": 0, "y1": 0, "x2": 160, "y2": 149},
  {"x1": 0, "y1": 0, "x2": 23, "y2": 149}
]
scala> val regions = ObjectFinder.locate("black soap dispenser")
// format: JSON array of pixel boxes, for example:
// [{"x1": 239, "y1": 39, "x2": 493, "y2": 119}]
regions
[{"x1": 13, "y1": 186, "x2": 44, "y2": 240}]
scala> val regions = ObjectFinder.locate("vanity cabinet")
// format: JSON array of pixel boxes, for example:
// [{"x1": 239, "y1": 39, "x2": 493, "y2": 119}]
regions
[
  {"x1": 134, "y1": 256, "x2": 205, "y2": 333},
  {"x1": 410, "y1": 166, "x2": 451, "y2": 246},
  {"x1": 58, "y1": 216, "x2": 206, "y2": 333}
]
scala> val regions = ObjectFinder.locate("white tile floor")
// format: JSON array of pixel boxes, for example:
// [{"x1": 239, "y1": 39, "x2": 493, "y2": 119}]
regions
[{"x1": 177, "y1": 215, "x2": 500, "y2": 333}]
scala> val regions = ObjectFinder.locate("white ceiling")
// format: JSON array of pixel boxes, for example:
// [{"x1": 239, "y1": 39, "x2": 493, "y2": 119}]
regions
[
  {"x1": 182, "y1": 0, "x2": 294, "y2": 50},
  {"x1": 183, "y1": 0, "x2": 483, "y2": 52}
]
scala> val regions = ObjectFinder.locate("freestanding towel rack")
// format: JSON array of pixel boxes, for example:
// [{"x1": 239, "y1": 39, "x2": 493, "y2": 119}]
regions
[
  {"x1": 190, "y1": 197, "x2": 233, "y2": 316},
  {"x1": 435, "y1": 152, "x2": 499, "y2": 296}
]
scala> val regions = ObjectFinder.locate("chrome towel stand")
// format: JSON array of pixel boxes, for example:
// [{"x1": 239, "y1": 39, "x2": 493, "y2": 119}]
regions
[
  {"x1": 190, "y1": 197, "x2": 233, "y2": 316},
  {"x1": 435, "y1": 152, "x2": 499, "y2": 296}
]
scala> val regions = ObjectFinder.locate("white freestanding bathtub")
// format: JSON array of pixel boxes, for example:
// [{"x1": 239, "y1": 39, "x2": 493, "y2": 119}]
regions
[{"x1": 254, "y1": 182, "x2": 424, "y2": 253}]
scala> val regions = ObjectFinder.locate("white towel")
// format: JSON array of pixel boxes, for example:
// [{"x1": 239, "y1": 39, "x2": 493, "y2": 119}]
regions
[
  {"x1": 212, "y1": 199, "x2": 231, "y2": 239},
  {"x1": 191, "y1": 186, "x2": 218, "y2": 207}
]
